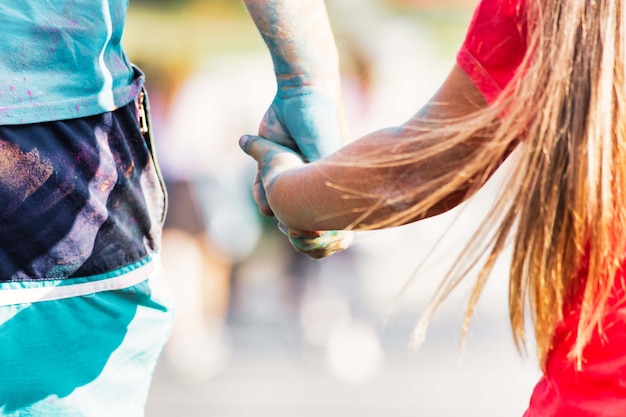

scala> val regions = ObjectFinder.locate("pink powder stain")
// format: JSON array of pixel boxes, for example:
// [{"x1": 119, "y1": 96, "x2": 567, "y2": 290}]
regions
[
  {"x1": 129, "y1": 85, "x2": 140, "y2": 97},
  {"x1": 112, "y1": 55, "x2": 128, "y2": 70}
]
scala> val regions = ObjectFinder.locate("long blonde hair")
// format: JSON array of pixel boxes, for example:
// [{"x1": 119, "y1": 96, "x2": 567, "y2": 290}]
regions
[
  {"x1": 346, "y1": 0, "x2": 626, "y2": 368},
  {"x1": 502, "y1": 0, "x2": 626, "y2": 367}
]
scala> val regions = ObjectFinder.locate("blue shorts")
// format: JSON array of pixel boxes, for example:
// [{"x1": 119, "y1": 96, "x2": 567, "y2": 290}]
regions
[{"x1": 0, "y1": 92, "x2": 173, "y2": 416}]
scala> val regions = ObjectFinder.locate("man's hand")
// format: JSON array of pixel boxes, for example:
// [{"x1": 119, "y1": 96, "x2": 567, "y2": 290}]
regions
[
  {"x1": 243, "y1": 0, "x2": 352, "y2": 258},
  {"x1": 279, "y1": 223, "x2": 353, "y2": 259},
  {"x1": 241, "y1": 134, "x2": 306, "y2": 216},
  {"x1": 259, "y1": 87, "x2": 347, "y2": 160},
  {"x1": 253, "y1": 85, "x2": 347, "y2": 215}
]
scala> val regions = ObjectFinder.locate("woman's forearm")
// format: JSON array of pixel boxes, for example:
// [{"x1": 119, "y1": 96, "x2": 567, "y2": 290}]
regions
[
  {"x1": 266, "y1": 126, "x2": 473, "y2": 231},
  {"x1": 263, "y1": 64, "x2": 499, "y2": 231}
]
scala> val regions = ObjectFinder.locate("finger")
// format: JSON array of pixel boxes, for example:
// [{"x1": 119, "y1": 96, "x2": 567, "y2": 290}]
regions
[
  {"x1": 287, "y1": 228, "x2": 324, "y2": 238},
  {"x1": 277, "y1": 221, "x2": 289, "y2": 237},
  {"x1": 240, "y1": 134, "x2": 304, "y2": 172},
  {"x1": 253, "y1": 170, "x2": 273, "y2": 217},
  {"x1": 288, "y1": 230, "x2": 354, "y2": 259},
  {"x1": 239, "y1": 134, "x2": 260, "y2": 160},
  {"x1": 290, "y1": 239, "x2": 349, "y2": 259},
  {"x1": 289, "y1": 232, "x2": 347, "y2": 251},
  {"x1": 239, "y1": 134, "x2": 287, "y2": 161}
]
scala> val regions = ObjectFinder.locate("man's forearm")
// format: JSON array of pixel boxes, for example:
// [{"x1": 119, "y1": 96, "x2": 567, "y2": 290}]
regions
[{"x1": 242, "y1": 0, "x2": 340, "y2": 95}]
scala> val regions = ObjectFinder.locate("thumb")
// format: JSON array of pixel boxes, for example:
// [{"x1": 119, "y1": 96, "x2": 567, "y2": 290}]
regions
[
  {"x1": 239, "y1": 134, "x2": 292, "y2": 161},
  {"x1": 239, "y1": 134, "x2": 305, "y2": 166},
  {"x1": 239, "y1": 134, "x2": 265, "y2": 162}
]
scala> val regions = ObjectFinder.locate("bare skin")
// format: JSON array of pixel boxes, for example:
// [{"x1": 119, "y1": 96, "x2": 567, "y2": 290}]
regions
[
  {"x1": 243, "y1": 0, "x2": 352, "y2": 257},
  {"x1": 240, "y1": 64, "x2": 492, "y2": 232}
]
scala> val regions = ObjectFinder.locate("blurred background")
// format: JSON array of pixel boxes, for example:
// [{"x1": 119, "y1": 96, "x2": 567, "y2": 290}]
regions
[{"x1": 122, "y1": 0, "x2": 542, "y2": 415}]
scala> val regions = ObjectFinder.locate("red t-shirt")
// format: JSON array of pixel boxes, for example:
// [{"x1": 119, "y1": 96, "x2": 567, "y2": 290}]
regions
[
  {"x1": 457, "y1": 0, "x2": 526, "y2": 104},
  {"x1": 457, "y1": 1, "x2": 626, "y2": 416}
]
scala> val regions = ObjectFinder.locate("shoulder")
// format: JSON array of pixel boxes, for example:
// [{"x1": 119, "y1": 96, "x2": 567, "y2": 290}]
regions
[{"x1": 456, "y1": 0, "x2": 527, "y2": 103}]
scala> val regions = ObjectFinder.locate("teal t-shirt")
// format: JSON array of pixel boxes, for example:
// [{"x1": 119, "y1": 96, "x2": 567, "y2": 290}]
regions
[{"x1": 0, "y1": 1, "x2": 141, "y2": 125}]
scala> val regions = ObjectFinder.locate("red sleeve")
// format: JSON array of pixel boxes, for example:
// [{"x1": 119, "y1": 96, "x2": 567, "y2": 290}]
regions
[{"x1": 456, "y1": 0, "x2": 527, "y2": 104}]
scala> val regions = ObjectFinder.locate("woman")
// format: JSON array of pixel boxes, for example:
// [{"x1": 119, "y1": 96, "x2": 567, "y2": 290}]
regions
[{"x1": 241, "y1": 0, "x2": 626, "y2": 414}]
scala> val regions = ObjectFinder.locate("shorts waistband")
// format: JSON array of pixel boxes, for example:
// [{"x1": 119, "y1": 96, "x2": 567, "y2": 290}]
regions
[{"x1": 0, "y1": 256, "x2": 157, "y2": 307}]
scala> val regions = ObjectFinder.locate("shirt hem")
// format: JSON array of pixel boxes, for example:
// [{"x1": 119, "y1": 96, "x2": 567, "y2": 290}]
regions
[{"x1": 0, "y1": 78, "x2": 144, "y2": 126}]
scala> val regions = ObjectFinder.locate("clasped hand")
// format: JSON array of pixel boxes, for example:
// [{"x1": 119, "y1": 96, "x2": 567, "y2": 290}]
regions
[{"x1": 242, "y1": 89, "x2": 353, "y2": 259}]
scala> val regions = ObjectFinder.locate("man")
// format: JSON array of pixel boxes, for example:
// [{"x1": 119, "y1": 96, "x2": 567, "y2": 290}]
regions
[{"x1": 0, "y1": 1, "x2": 348, "y2": 415}]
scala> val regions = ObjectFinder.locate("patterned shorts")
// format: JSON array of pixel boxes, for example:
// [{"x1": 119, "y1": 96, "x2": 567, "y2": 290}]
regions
[{"x1": 0, "y1": 94, "x2": 174, "y2": 416}]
